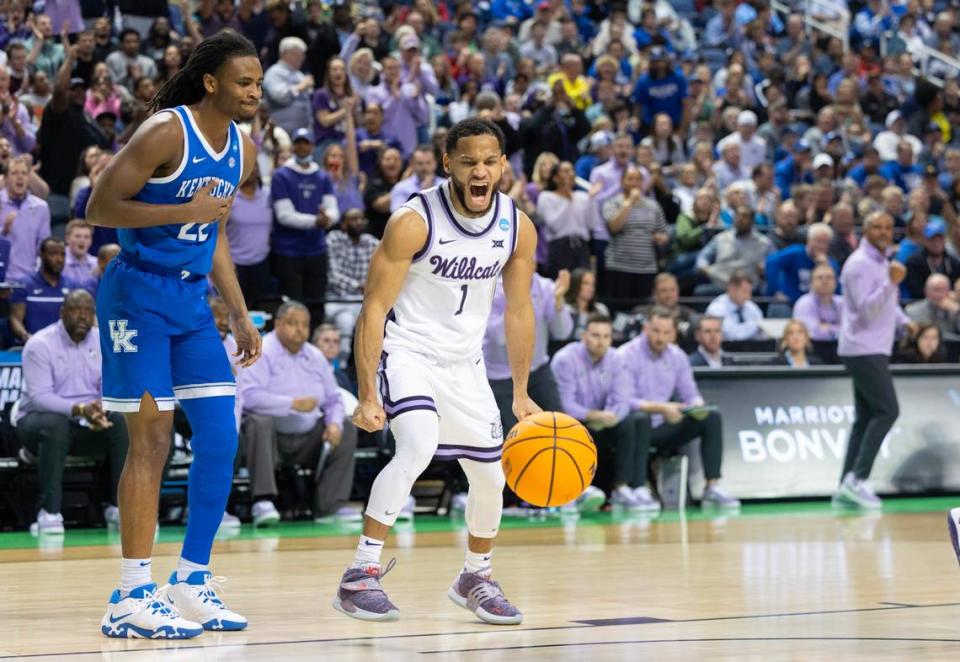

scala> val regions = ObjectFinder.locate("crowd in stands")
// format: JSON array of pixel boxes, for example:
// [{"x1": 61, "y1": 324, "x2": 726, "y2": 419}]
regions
[{"x1": 11, "y1": 0, "x2": 960, "y2": 527}]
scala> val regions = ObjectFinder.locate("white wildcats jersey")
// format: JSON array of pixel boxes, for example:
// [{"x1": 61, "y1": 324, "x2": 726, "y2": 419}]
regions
[{"x1": 383, "y1": 180, "x2": 518, "y2": 363}]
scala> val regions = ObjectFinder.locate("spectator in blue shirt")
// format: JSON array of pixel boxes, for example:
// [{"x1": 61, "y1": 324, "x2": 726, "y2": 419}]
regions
[
  {"x1": 633, "y1": 7, "x2": 673, "y2": 52},
  {"x1": 631, "y1": 48, "x2": 689, "y2": 133},
  {"x1": 10, "y1": 237, "x2": 78, "y2": 344},
  {"x1": 880, "y1": 141, "x2": 923, "y2": 193},
  {"x1": 491, "y1": 0, "x2": 534, "y2": 24},
  {"x1": 575, "y1": 131, "x2": 613, "y2": 180},
  {"x1": 766, "y1": 223, "x2": 839, "y2": 305},
  {"x1": 775, "y1": 140, "x2": 814, "y2": 200},
  {"x1": 853, "y1": 0, "x2": 894, "y2": 44},
  {"x1": 846, "y1": 147, "x2": 886, "y2": 188},
  {"x1": 704, "y1": 0, "x2": 743, "y2": 49}
]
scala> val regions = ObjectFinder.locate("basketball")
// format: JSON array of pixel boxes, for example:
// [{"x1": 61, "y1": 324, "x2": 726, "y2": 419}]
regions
[{"x1": 501, "y1": 411, "x2": 597, "y2": 508}]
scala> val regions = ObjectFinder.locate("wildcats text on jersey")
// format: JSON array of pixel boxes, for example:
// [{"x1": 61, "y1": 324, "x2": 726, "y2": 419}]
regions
[{"x1": 429, "y1": 255, "x2": 502, "y2": 280}]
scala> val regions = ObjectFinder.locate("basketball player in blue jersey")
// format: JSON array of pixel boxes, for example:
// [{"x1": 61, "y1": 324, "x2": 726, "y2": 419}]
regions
[
  {"x1": 86, "y1": 32, "x2": 263, "y2": 639},
  {"x1": 333, "y1": 118, "x2": 540, "y2": 625}
]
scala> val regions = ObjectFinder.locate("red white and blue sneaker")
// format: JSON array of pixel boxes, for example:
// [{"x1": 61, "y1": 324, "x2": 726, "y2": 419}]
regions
[
  {"x1": 448, "y1": 569, "x2": 523, "y2": 625},
  {"x1": 100, "y1": 583, "x2": 203, "y2": 639},
  {"x1": 333, "y1": 558, "x2": 400, "y2": 622},
  {"x1": 161, "y1": 571, "x2": 248, "y2": 631}
]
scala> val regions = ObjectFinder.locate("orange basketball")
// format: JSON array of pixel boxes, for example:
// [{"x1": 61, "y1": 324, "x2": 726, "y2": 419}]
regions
[{"x1": 501, "y1": 411, "x2": 597, "y2": 507}]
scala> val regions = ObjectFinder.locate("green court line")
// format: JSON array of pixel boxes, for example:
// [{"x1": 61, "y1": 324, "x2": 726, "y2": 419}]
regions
[{"x1": 1, "y1": 496, "x2": 957, "y2": 552}]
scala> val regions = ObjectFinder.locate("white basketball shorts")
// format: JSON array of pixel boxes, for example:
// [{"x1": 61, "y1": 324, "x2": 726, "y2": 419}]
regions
[{"x1": 377, "y1": 348, "x2": 503, "y2": 462}]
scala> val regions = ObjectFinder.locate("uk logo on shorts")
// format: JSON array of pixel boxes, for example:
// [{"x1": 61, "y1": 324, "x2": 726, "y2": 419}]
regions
[{"x1": 109, "y1": 320, "x2": 138, "y2": 353}]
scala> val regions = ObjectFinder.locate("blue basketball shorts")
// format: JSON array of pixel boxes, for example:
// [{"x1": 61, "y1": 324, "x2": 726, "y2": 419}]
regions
[{"x1": 96, "y1": 253, "x2": 234, "y2": 413}]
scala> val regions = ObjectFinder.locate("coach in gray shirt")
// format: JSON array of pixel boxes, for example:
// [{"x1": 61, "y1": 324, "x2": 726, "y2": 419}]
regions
[{"x1": 262, "y1": 37, "x2": 314, "y2": 138}]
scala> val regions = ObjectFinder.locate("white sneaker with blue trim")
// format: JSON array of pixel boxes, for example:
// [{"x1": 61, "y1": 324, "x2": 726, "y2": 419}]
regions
[
  {"x1": 162, "y1": 571, "x2": 248, "y2": 631},
  {"x1": 100, "y1": 583, "x2": 203, "y2": 639}
]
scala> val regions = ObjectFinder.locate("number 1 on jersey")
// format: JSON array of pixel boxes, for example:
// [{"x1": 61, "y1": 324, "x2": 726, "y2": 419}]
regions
[{"x1": 455, "y1": 284, "x2": 468, "y2": 315}]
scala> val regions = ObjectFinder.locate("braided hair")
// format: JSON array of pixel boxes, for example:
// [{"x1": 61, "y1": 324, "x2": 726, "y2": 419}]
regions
[{"x1": 149, "y1": 31, "x2": 257, "y2": 113}]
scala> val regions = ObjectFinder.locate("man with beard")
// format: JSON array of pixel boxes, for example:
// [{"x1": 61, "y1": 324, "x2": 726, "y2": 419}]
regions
[
  {"x1": 325, "y1": 208, "x2": 379, "y2": 359},
  {"x1": 17, "y1": 290, "x2": 128, "y2": 535},
  {"x1": 10, "y1": 237, "x2": 78, "y2": 343},
  {"x1": 86, "y1": 32, "x2": 262, "y2": 638},
  {"x1": 335, "y1": 118, "x2": 538, "y2": 625}
]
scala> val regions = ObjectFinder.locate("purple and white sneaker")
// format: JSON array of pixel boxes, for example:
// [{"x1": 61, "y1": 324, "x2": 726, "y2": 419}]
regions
[
  {"x1": 332, "y1": 558, "x2": 400, "y2": 622},
  {"x1": 948, "y1": 508, "x2": 960, "y2": 566},
  {"x1": 448, "y1": 570, "x2": 523, "y2": 625}
]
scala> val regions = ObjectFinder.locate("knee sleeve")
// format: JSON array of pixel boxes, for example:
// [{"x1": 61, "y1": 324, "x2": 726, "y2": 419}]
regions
[
  {"x1": 460, "y1": 459, "x2": 506, "y2": 539},
  {"x1": 365, "y1": 410, "x2": 438, "y2": 526},
  {"x1": 185, "y1": 399, "x2": 238, "y2": 463}
]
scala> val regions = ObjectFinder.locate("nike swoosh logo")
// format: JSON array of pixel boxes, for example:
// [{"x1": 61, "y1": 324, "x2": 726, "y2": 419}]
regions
[
  {"x1": 364, "y1": 541, "x2": 383, "y2": 546},
  {"x1": 139, "y1": 561, "x2": 150, "y2": 567},
  {"x1": 192, "y1": 156, "x2": 206, "y2": 164},
  {"x1": 384, "y1": 510, "x2": 397, "y2": 516},
  {"x1": 438, "y1": 239, "x2": 457, "y2": 245},
  {"x1": 109, "y1": 612, "x2": 133, "y2": 623}
]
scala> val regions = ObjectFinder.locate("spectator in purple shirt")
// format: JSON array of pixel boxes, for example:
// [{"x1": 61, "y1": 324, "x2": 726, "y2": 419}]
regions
[
  {"x1": 366, "y1": 54, "x2": 430, "y2": 159},
  {"x1": 312, "y1": 55, "x2": 362, "y2": 150},
  {"x1": 613, "y1": 307, "x2": 740, "y2": 509},
  {"x1": 194, "y1": 0, "x2": 245, "y2": 38},
  {"x1": 484, "y1": 271, "x2": 573, "y2": 434},
  {"x1": 270, "y1": 128, "x2": 340, "y2": 327},
  {"x1": 17, "y1": 290, "x2": 128, "y2": 534},
  {"x1": 354, "y1": 103, "x2": 402, "y2": 179},
  {"x1": 551, "y1": 314, "x2": 654, "y2": 511},
  {"x1": 10, "y1": 237, "x2": 78, "y2": 344},
  {"x1": 3, "y1": 155, "x2": 51, "y2": 283},
  {"x1": 238, "y1": 301, "x2": 358, "y2": 526},
  {"x1": 793, "y1": 263, "x2": 843, "y2": 341},
  {"x1": 834, "y1": 211, "x2": 917, "y2": 509},
  {"x1": 397, "y1": 33, "x2": 439, "y2": 98},
  {"x1": 62, "y1": 219, "x2": 97, "y2": 293},
  {"x1": 389, "y1": 144, "x2": 442, "y2": 213},
  {"x1": 226, "y1": 165, "x2": 272, "y2": 309},
  {"x1": 322, "y1": 104, "x2": 363, "y2": 217},
  {"x1": 0, "y1": 67, "x2": 37, "y2": 155}
]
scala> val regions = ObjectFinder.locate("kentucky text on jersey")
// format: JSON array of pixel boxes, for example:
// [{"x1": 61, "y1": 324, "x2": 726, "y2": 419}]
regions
[
  {"x1": 117, "y1": 104, "x2": 243, "y2": 276},
  {"x1": 174, "y1": 175, "x2": 236, "y2": 200},
  {"x1": 429, "y1": 255, "x2": 502, "y2": 280}
]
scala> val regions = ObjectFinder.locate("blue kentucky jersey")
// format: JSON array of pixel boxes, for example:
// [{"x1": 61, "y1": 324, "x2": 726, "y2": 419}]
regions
[{"x1": 118, "y1": 105, "x2": 243, "y2": 276}]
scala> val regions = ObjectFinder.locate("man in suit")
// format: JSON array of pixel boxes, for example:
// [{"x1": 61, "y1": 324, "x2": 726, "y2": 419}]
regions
[{"x1": 688, "y1": 316, "x2": 730, "y2": 368}]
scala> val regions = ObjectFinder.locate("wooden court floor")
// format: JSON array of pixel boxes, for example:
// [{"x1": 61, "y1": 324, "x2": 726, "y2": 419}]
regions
[{"x1": 3, "y1": 501, "x2": 960, "y2": 660}]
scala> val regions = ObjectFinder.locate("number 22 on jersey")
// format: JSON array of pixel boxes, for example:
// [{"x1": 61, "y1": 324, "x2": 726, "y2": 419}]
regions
[{"x1": 177, "y1": 222, "x2": 212, "y2": 242}]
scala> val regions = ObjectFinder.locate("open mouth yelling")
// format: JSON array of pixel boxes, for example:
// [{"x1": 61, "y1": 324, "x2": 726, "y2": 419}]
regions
[{"x1": 468, "y1": 182, "x2": 489, "y2": 206}]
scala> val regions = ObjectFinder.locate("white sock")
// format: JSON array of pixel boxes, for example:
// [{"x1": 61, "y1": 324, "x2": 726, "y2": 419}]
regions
[
  {"x1": 351, "y1": 535, "x2": 384, "y2": 568},
  {"x1": 120, "y1": 557, "x2": 152, "y2": 597},
  {"x1": 464, "y1": 549, "x2": 492, "y2": 574},
  {"x1": 176, "y1": 557, "x2": 208, "y2": 582}
]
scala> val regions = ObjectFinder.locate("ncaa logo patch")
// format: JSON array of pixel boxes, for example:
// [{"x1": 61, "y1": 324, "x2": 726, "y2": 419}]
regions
[
  {"x1": 228, "y1": 157, "x2": 236, "y2": 168},
  {"x1": 499, "y1": 218, "x2": 509, "y2": 231}
]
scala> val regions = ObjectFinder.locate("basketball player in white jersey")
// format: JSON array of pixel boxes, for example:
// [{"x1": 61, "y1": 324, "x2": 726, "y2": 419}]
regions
[{"x1": 332, "y1": 118, "x2": 539, "y2": 624}]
